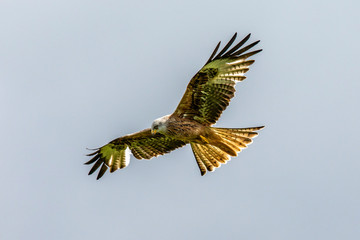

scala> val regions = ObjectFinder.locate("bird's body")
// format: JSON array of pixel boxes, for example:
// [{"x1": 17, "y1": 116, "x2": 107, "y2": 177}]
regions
[
  {"x1": 153, "y1": 115, "x2": 210, "y2": 143},
  {"x1": 86, "y1": 33, "x2": 264, "y2": 179}
]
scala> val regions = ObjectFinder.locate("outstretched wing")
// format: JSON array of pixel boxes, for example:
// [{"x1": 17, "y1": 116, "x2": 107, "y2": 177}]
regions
[
  {"x1": 85, "y1": 129, "x2": 186, "y2": 179},
  {"x1": 173, "y1": 33, "x2": 262, "y2": 125}
]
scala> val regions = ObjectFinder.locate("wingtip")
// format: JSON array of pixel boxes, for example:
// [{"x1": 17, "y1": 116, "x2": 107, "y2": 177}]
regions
[
  {"x1": 84, "y1": 154, "x2": 100, "y2": 165},
  {"x1": 205, "y1": 41, "x2": 222, "y2": 64},
  {"x1": 96, "y1": 164, "x2": 108, "y2": 180},
  {"x1": 86, "y1": 148, "x2": 100, "y2": 156},
  {"x1": 86, "y1": 147, "x2": 99, "y2": 151}
]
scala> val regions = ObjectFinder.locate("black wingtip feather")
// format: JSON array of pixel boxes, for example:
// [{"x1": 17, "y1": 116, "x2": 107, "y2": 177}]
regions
[
  {"x1": 237, "y1": 49, "x2": 263, "y2": 59},
  {"x1": 206, "y1": 41, "x2": 221, "y2": 64},
  {"x1": 214, "y1": 32, "x2": 238, "y2": 59},
  {"x1": 222, "y1": 33, "x2": 251, "y2": 57},
  {"x1": 86, "y1": 149, "x2": 100, "y2": 156},
  {"x1": 231, "y1": 40, "x2": 260, "y2": 56},
  {"x1": 97, "y1": 164, "x2": 108, "y2": 180},
  {"x1": 84, "y1": 154, "x2": 100, "y2": 165},
  {"x1": 205, "y1": 33, "x2": 261, "y2": 64},
  {"x1": 88, "y1": 159, "x2": 103, "y2": 175}
]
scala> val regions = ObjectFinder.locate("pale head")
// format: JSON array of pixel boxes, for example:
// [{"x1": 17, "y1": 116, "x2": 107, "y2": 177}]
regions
[{"x1": 151, "y1": 115, "x2": 170, "y2": 134}]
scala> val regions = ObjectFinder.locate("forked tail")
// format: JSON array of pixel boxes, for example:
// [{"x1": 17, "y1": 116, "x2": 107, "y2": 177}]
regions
[{"x1": 190, "y1": 126, "x2": 264, "y2": 175}]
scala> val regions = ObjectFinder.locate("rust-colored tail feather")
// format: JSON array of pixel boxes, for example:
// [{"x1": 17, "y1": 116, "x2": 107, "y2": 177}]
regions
[{"x1": 190, "y1": 126, "x2": 264, "y2": 176}]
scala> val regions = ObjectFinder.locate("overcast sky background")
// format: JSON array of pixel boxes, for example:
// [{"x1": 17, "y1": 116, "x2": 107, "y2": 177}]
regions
[{"x1": 1, "y1": 0, "x2": 359, "y2": 239}]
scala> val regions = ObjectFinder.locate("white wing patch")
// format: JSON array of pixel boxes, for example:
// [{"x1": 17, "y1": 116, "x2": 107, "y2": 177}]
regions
[
  {"x1": 122, "y1": 147, "x2": 131, "y2": 168},
  {"x1": 108, "y1": 155, "x2": 114, "y2": 166}
]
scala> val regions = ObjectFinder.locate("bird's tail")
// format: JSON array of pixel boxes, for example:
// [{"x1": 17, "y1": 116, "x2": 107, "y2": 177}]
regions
[{"x1": 190, "y1": 126, "x2": 264, "y2": 176}]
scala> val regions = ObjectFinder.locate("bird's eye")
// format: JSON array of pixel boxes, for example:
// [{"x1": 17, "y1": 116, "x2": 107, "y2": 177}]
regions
[{"x1": 154, "y1": 126, "x2": 158, "y2": 130}]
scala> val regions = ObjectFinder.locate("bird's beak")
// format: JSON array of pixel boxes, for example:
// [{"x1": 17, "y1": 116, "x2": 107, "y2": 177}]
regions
[{"x1": 151, "y1": 129, "x2": 157, "y2": 134}]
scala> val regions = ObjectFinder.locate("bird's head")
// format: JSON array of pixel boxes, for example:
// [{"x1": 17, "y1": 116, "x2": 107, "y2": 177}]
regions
[{"x1": 151, "y1": 115, "x2": 170, "y2": 134}]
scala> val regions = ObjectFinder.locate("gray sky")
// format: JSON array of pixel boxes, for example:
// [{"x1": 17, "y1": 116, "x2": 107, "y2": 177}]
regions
[{"x1": 1, "y1": 0, "x2": 359, "y2": 239}]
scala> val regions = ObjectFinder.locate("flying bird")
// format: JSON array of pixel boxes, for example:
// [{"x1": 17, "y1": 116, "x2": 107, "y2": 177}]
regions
[{"x1": 85, "y1": 33, "x2": 264, "y2": 179}]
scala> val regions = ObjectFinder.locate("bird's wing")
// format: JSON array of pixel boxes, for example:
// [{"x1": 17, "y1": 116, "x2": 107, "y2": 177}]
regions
[
  {"x1": 85, "y1": 128, "x2": 186, "y2": 179},
  {"x1": 173, "y1": 33, "x2": 262, "y2": 125}
]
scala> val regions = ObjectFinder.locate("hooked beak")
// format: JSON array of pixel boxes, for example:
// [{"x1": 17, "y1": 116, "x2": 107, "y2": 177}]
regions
[{"x1": 151, "y1": 129, "x2": 157, "y2": 134}]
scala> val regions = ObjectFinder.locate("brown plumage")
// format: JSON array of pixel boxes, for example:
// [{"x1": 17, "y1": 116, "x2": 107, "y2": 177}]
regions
[{"x1": 85, "y1": 33, "x2": 264, "y2": 179}]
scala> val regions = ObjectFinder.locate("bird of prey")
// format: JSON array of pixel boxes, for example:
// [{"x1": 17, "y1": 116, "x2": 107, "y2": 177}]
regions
[{"x1": 85, "y1": 33, "x2": 264, "y2": 179}]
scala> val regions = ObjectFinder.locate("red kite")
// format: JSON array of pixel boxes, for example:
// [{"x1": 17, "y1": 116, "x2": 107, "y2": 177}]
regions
[{"x1": 86, "y1": 33, "x2": 264, "y2": 179}]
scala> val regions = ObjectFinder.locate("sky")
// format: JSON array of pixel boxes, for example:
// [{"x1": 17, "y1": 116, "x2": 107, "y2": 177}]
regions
[{"x1": 1, "y1": 0, "x2": 359, "y2": 239}]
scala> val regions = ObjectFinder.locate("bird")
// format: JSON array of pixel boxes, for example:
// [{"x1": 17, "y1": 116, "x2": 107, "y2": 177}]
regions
[{"x1": 85, "y1": 33, "x2": 264, "y2": 179}]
